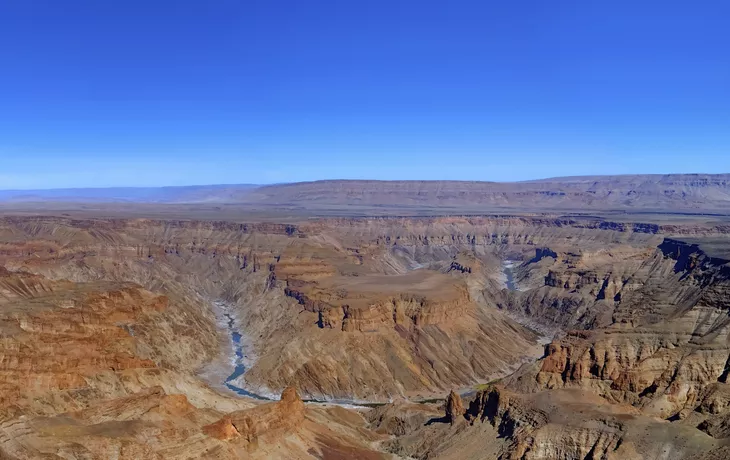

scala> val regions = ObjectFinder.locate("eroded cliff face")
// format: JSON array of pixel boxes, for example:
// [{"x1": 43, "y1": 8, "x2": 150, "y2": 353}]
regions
[
  {"x1": 0, "y1": 267, "x2": 238, "y2": 458},
  {"x1": 0, "y1": 266, "x2": 388, "y2": 459},
  {"x1": 498, "y1": 237, "x2": 730, "y2": 426},
  {"x1": 347, "y1": 220, "x2": 730, "y2": 460},
  {"x1": 0, "y1": 215, "x2": 714, "y2": 402},
  {"x1": 0, "y1": 268, "x2": 211, "y2": 414},
  {"x1": 373, "y1": 384, "x2": 719, "y2": 460},
  {"x1": 4, "y1": 216, "x2": 616, "y2": 400}
]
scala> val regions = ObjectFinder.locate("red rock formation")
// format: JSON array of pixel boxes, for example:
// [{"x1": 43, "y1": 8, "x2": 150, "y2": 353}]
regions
[
  {"x1": 445, "y1": 390, "x2": 465, "y2": 425},
  {"x1": 203, "y1": 386, "x2": 306, "y2": 445}
]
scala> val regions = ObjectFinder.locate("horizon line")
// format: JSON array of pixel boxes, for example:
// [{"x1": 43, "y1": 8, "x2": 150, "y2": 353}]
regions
[{"x1": 1, "y1": 172, "x2": 728, "y2": 192}]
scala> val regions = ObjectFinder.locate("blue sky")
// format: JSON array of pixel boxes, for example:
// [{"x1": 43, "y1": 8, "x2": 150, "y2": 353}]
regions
[{"x1": 1, "y1": 0, "x2": 729, "y2": 189}]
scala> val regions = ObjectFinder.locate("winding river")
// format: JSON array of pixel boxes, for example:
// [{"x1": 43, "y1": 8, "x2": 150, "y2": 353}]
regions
[
  {"x1": 217, "y1": 302, "x2": 371, "y2": 405},
  {"x1": 221, "y1": 310, "x2": 271, "y2": 400},
  {"x1": 502, "y1": 260, "x2": 518, "y2": 291},
  {"x1": 216, "y1": 262, "x2": 525, "y2": 404}
]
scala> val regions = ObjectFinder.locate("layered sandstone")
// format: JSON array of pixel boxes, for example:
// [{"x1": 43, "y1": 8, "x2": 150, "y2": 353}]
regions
[
  {"x1": 0, "y1": 264, "x2": 387, "y2": 459},
  {"x1": 1, "y1": 215, "x2": 573, "y2": 400},
  {"x1": 2, "y1": 213, "x2": 730, "y2": 459}
]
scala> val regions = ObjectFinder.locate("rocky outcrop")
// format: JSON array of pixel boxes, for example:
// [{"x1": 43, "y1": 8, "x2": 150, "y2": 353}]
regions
[
  {"x1": 512, "y1": 238, "x2": 730, "y2": 420},
  {"x1": 203, "y1": 386, "x2": 305, "y2": 443},
  {"x1": 0, "y1": 270, "x2": 182, "y2": 413},
  {"x1": 458, "y1": 386, "x2": 718, "y2": 460},
  {"x1": 499, "y1": 244, "x2": 658, "y2": 329},
  {"x1": 529, "y1": 247, "x2": 558, "y2": 263},
  {"x1": 467, "y1": 387, "x2": 548, "y2": 437},
  {"x1": 447, "y1": 261, "x2": 472, "y2": 274},
  {"x1": 445, "y1": 390, "x2": 465, "y2": 425},
  {"x1": 367, "y1": 400, "x2": 442, "y2": 436}
]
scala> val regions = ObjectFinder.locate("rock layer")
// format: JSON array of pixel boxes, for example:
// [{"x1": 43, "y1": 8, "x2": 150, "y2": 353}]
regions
[{"x1": 1, "y1": 214, "x2": 730, "y2": 459}]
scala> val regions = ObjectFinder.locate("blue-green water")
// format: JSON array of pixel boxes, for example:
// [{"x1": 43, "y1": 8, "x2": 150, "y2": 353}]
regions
[
  {"x1": 222, "y1": 311, "x2": 270, "y2": 400},
  {"x1": 503, "y1": 261, "x2": 518, "y2": 291}
]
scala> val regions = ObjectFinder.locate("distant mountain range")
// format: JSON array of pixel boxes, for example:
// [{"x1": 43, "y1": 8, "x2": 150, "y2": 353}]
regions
[{"x1": 2, "y1": 174, "x2": 730, "y2": 213}]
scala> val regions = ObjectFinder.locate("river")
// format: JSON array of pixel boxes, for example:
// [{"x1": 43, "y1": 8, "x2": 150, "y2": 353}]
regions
[
  {"x1": 502, "y1": 260, "x2": 518, "y2": 291},
  {"x1": 220, "y1": 310, "x2": 272, "y2": 400},
  {"x1": 216, "y1": 301, "x2": 374, "y2": 405},
  {"x1": 215, "y1": 261, "x2": 530, "y2": 405},
  {"x1": 211, "y1": 301, "x2": 273, "y2": 400}
]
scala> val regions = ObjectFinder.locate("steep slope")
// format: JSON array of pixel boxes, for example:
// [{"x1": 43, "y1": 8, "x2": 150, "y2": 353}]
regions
[
  {"x1": 357, "y1": 226, "x2": 730, "y2": 459},
  {"x1": 498, "y1": 238, "x2": 730, "y2": 419},
  {"x1": 0, "y1": 267, "x2": 388, "y2": 459},
  {"x1": 376, "y1": 385, "x2": 718, "y2": 459}
]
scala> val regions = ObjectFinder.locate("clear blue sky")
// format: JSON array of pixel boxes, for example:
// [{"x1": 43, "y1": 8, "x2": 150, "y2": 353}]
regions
[{"x1": 1, "y1": 0, "x2": 729, "y2": 189}]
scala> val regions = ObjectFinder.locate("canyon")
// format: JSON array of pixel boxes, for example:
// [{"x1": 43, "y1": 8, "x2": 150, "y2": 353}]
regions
[{"x1": 1, "y1": 178, "x2": 730, "y2": 458}]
